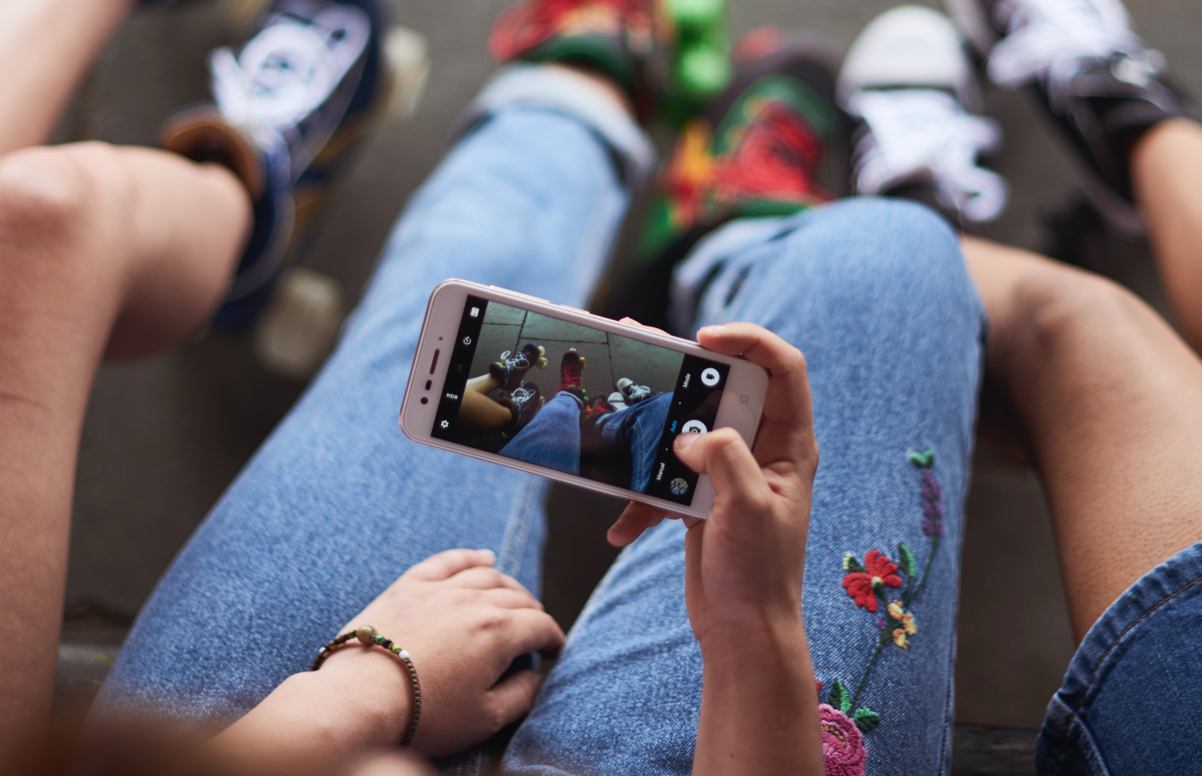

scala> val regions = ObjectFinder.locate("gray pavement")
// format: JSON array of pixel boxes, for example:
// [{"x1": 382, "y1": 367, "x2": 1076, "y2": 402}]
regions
[
  {"x1": 471, "y1": 307, "x2": 684, "y2": 402},
  {"x1": 60, "y1": 0, "x2": 1202, "y2": 739}
]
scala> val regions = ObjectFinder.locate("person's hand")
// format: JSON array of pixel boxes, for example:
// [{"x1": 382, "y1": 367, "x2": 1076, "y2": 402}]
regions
[
  {"x1": 326, "y1": 549, "x2": 564, "y2": 757},
  {"x1": 606, "y1": 322, "x2": 818, "y2": 645},
  {"x1": 215, "y1": 549, "x2": 563, "y2": 771}
]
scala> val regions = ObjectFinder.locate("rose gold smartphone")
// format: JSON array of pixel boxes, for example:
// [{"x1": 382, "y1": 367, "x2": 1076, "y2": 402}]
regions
[{"x1": 399, "y1": 280, "x2": 769, "y2": 517}]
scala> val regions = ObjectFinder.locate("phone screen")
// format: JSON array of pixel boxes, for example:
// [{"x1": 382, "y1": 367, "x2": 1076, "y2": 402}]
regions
[{"x1": 431, "y1": 295, "x2": 730, "y2": 506}]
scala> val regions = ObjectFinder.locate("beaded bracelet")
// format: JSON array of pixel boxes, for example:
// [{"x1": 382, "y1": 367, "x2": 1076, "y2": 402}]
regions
[{"x1": 311, "y1": 625, "x2": 422, "y2": 747}]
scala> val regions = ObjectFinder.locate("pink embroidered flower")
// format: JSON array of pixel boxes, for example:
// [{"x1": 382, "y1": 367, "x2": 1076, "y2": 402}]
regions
[
  {"x1": 903, "y1": 612, "x2": 917, "y2": 636},
  {"x1": 886, "y1": 600, "x2": 905, "y2": 621},
  {"x1": 842, "y1": 550, "x2": 902, "y2": 612},
  {"x1": 892, "y1": 627, "x2": 909, "y2": 650},
  {"x1": 820, "y1": 704, "x2": 867, "y2": 776}
]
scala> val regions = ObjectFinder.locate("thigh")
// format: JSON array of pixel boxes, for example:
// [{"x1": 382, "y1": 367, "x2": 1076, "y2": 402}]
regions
[
  {"x1": 95, "y1": 107, "x2": 630, "y2": 730},
  {"x1": 964, "y1": 236, "x2": 1202, "y2": 639},
  {"x1": 505, "y1": 198, "x2": 984, "y2": 775}
]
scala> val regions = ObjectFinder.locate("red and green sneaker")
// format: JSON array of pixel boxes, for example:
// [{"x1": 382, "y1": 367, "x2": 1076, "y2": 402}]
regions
[
  {"x1": 556, "y1": 349, "x2": 588, "y2": 400},
  {"x1": 637, "y1": 28, "x2": 847, "y2": 261},
  {"x1": 489, "y1": 0, "x2": 665, "y2": 108}
]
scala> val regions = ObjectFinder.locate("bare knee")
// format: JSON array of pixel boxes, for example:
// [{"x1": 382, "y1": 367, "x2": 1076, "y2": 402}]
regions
[
  {"x1": 1002, "y1": 264, "x2": 1146, "y2": 367},
  {"x1": 0, "y1": 147, "x2": 93, "y2": 246},
  {"x1": 0, "y1": 143, "x2": 136, "y2": 287}
]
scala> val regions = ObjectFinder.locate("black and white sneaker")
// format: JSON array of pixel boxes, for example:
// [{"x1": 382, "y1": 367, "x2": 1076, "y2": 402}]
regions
[
  {"x1": 488, "y1": 343, "x2": 548, "y2": 391},
  {"x1": 947, "y1": 0, "x2": 1199, "y2": 236},
  {"x1": 501, "y1": 382, "x2": 544, "y2": 436},
  {"x1": 614, "y1": 377, "x2": 652, "y2": 405},
  {"x1": 162, "y1": 0, "x2": 390, "y2": 326},
  {"x1": 837, "y1": 6, "x2": 1007, "y2": 226}
]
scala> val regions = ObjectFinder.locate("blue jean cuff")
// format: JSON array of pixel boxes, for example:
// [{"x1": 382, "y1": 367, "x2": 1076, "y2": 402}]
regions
[{"x1": 452, "y1": 63, "x2": 657, "y2": 190}]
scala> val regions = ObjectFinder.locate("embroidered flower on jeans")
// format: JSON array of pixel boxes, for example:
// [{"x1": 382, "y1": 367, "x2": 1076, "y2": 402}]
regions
[
  {"x1": 841, "y1": 550, "x2": 902, "y2": 612},
  {"x1": 821, "y1": 450, "x2": 946, "y2": 768},
  {"x1": 819, "y1": 704, "x2": 867, "y2": 776}
]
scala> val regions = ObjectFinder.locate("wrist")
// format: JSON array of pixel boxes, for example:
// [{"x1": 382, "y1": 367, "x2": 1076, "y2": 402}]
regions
[
  {"x1": 696, "y1": 611, "x2": 806, "y2": 666},
  {"x1": 308, "y1": 647, "x2": 415, "y2": 746}
]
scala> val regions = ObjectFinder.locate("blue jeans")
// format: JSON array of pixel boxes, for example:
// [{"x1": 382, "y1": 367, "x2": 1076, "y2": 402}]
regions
[
  {"x1": 1036, "y1": 540, "x2": 1202, "y2": 775},
  {"x1": 595, "y1": 392, "x2": 671, "y2": 492},
  {"x1": 502, "y1": 391, "x2": 670, "y2": 492},
  {"x1": 96, "y1": 66, "x2": 983, "y2": 775},
  {"x1": 500, "y1": 392, "x2": 584, "y2": 476}
]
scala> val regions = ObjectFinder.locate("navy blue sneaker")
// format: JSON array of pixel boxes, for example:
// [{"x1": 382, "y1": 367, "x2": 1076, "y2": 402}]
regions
[{"x1": 162, "y1": 0, "x2": 389, "y2": 327}]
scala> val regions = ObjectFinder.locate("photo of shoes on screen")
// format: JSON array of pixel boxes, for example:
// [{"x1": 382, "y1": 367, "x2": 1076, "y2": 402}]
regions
[{"x1": 430, "y1": 296, "x2": 730, "y2": 504}]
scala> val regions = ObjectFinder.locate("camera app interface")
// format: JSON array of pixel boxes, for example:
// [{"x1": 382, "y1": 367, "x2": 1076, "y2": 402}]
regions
[{"x1": 431, "y1": 296, "x2": 729, "y2": 506}]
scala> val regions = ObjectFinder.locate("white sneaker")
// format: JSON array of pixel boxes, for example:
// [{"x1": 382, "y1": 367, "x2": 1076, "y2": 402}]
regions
[
  {"x1": 838, "y1": 5, "x2": 1007, "y2": 224},
  {"x1": 607, "y1": 391, "x2": 629, "y2": 411}
]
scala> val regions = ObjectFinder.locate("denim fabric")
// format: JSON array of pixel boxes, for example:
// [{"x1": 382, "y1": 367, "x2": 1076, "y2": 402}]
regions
[
  {"x1": 96, "y1": 72, "x2": 987, "y2": 776},
  {"x1": 504, "y1": 199, "x2": 984, "y2": 776},
  {"x1": 1036, "y1": 541, "x2": 1202, "y2": 776},
  {"x1": 594, "y1": 392, "x2": 671, "y2": 492},
  {"x1": 501, "y1": 392, "x2": 584, "y2": 475},
  {"x1": 94, "y1": 99, "x2": 632, "y2": 776}
]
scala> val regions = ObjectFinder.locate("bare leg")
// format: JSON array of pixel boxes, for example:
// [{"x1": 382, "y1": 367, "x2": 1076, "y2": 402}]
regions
[
  {"x1": 466, "y1": 374, "x2": 501, "y2": 394},
  {"x1": 1132, "y1": 118, "x2": 1202, "y2": 350},
  {"x1": 458, "y1": 374, "x2": 513, "y2": 434},
  {"x1": 0, "y1": 142, "x2": 250, "y2": 769},
  {"x1": 963, "y1": 235, "x2": 1202, "y2": 642},
  {"x1": 0, "y1": 0, "x2": 136, "y2": 156}
]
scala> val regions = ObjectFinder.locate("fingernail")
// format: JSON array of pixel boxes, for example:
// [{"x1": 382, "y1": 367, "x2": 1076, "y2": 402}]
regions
[
  {"x1": 674, "y1": 432, "x2": 701, "y2": 451},
  {"x1": 699, "y1": 323, "x2": 727, "y2": 334},
  {"x1": 478, "y1": 549, "x2": 496, "y2": 564}
]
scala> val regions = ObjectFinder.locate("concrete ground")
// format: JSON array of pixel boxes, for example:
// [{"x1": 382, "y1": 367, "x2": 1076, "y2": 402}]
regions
[
  {"x1": 470, "y1": 307, "x2": 685, "y2": 403},
  {"x1": 56, "y1": 0, "x2": 1201, "y2": 768}
]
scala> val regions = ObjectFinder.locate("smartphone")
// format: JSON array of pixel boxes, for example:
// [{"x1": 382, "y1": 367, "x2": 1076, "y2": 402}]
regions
[{"x1": 398, "y1": 280, "x2": 769, "y2": 517}]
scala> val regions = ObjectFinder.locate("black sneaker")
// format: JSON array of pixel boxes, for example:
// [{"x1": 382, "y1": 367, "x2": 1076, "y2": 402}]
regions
[
  {"x1": 500, "y1": 382, "x2": 544, "y2": 436},
  {"x1": 488, "y1": 343, "x2": 548, "y2": 391},
  {"x1": 947, "y1": 0, "x2": 1200, "y2": 235},
  {"x1": 162, "y1": 0, "x2": 389, "y2": 327}
]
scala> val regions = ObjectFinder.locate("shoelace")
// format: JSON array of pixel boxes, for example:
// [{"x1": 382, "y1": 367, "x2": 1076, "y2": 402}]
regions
[
  {"x1": 510, "y1": 385, "x2": 539, "y2": 408},
  {"x1": 848, "y1": 89, "x2": 1007, "y2": 223},
  {"x1": 986, "y1": 0, "x2": 1158, "y2": 96},
  {"x1": 210, "y1": 6, "x2": 370, "y2": 182},
  {"x1": 620, "y1": 382, "x2": 650, "y2": 402},
  {"x1": 498, "y1": 349, "x2": 531, "y2": 372}
]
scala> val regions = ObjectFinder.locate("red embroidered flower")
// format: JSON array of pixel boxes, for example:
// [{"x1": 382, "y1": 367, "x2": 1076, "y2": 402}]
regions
[
  {"x1": 841, "y1": 550, "x2": 902, "y2": 612},
  {"x1": 820, "y1": 704, "x2": 867, "y2": 776}
]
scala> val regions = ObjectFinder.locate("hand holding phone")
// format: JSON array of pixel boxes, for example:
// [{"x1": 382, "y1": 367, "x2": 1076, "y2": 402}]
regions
[
  {"x1": 612, "y1": 323, "x2": 825, "y2": 775},
  {"x1": 608, "y1": 322, "x2": 819, "y2": 635}
]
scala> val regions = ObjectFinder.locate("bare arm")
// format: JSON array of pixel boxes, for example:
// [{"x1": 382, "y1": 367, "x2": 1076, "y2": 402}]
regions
[{"x1": 611, "y1": 323, "x2": 825, "y2": 775}]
